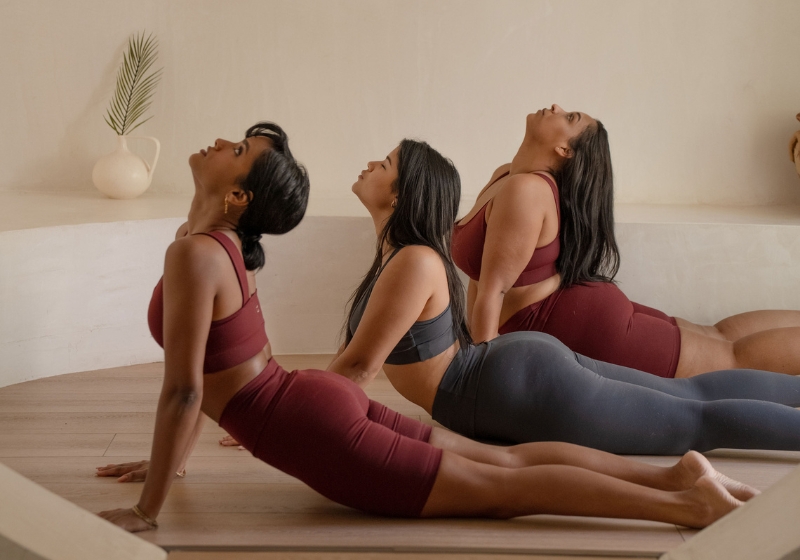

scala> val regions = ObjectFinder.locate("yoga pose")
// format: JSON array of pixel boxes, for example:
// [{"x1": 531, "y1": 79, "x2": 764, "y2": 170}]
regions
[
  {"x1": 96, "y1": 122, "x2": 750, "y2": 532},
  {"x1": 453, "y1": 105, "x2": 800, "y2": 378},
  {"x1": 329, "y1": 138, "x2": 800, "y2": 455}
]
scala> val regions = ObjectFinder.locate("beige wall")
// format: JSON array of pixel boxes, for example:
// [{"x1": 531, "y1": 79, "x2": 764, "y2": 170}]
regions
[{"x1": 2, "y1": 0, "x2": 800, "y2": 211}]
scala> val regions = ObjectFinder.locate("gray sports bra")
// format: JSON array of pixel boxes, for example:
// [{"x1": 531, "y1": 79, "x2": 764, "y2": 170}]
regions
[{"x1": 348, "y1": 248, "x2": 457, "y2": 365}]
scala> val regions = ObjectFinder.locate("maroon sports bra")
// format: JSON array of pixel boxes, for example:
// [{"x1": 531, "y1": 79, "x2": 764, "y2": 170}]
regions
[
  {"x1": 147, "y1": 230, "x2": 268, "y2": 374},
  {"x1": 452, "y1": 172, "x2": 560, "y2": 287}
]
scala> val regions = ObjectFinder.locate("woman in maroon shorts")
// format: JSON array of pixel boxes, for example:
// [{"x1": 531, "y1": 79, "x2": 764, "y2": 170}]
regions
[
  {"x1": 454, "y1": 104, "x2": 800, "y2": 378},
  {"x1": 94, "y1": 121, "x2": 749, "y2": 532}
]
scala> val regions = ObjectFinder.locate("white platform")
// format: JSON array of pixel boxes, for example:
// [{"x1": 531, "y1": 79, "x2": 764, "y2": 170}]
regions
[{"x1": 2, "y1": 191, "x2": 800, "y2": 388}]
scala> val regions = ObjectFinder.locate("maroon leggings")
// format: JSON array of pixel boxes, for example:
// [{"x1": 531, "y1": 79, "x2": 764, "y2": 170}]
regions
[
  {"x1": 499, "y1": 282, "x2": 681, "y2": 378},
  {"x1": 219, "y1": 359, "x2": 442, "y2": 517}
]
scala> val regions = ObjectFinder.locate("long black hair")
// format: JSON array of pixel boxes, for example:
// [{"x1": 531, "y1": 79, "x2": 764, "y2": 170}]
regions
[
  {"x1": 236, "y1": 122, "x2": 310, "y2": 270},
  {"x1": 553, "y1": 120, "x2": 620, "y2": 288},
  {"x1": 345, "y1": 139, "x2": 472, "y2": 350}
]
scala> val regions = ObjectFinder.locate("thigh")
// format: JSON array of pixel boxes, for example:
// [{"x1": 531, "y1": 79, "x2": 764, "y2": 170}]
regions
[
  {"x1": 472, "y1": 332, "x2": 702, "y2": 454},
  {"x1": 260, "y1": 369, "x2": 442, "y2": 517},
  {"x1": 576, "y1": 352, "x2": 800, "y2": 406},
  {"x1": 367, "y1": 399, "x2": 434, "y2": 441},
  {"x1": 715, "y1": 310, "x2": 800, "y2": 341},
  {"x1": 541, "y1": 283, "x2": 680, "y2": 377}
]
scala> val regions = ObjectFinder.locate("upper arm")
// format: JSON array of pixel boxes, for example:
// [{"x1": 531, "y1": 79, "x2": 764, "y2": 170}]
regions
[
  {"x1": 161, "y1": 237, "x2": 218, "y2": 391},
  {"x1": 335, "y1": 247, "x2": 441, "y2": 377},
  {"x1": 479, "y1": 175, "x2": 552, "y2": 294}
]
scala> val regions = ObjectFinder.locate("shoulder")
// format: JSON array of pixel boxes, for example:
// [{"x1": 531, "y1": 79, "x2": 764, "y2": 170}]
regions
[
  {"x1": 494, "y1": 173, "x2": 555, "y2": 207},
  {"x1": 383, "y1": 245, "x2": 444, "y2": 280},
  {"x1": 165, "y1": 234, "x2": 228, "y2": 275}
]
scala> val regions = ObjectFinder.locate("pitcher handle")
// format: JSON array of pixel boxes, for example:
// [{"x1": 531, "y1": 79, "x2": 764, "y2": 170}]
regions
[{"x1": 129, "y1": 136, "x2": 161, "y2": 180}]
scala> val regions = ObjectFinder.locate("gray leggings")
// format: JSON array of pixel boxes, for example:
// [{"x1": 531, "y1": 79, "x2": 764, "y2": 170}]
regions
[{"x1": 431, "y1": 331, "x2": 800, "y2": 455}]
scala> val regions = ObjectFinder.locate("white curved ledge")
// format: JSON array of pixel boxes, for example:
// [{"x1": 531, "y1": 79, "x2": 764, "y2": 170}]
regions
[{"x1": 2, "y1": 191, "x2": 800, "y2": 388}]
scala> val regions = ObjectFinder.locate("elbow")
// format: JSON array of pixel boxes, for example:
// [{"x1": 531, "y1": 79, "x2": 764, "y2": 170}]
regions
[
  {"x1": 164, "y1": 386, "x2": 202, "y2": 409},
  {"x1": 336, "y1": 359, "x2": 379, "y2": 386},
  {"x1": 351, "y1": 367, "x2": 376, "y2": 387}
]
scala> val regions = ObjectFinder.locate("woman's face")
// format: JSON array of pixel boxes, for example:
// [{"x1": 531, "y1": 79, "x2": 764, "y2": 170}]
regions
[
  {"x1": 189, "y1": 136, "x2": 271, "y2": 193},
  {"x1": 352, "y1": 145, "x2": 400, "y2": 213},
  {"x1": 526, "y1": 104, "x2": 595, "y2": 153}
]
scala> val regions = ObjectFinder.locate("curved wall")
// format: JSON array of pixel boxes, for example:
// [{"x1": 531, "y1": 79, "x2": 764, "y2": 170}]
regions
[
  {"x1": 2, "y1": 0, "x2": 800, "y2": 210},
  {"x1": 3, "y1": 197, "x2": 800, "y2": 388}
]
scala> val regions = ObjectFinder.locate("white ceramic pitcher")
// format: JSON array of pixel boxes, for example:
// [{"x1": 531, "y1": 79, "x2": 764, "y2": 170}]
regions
[{"x1": 92, "y1": 135, "x2": 161, "y2": 199}]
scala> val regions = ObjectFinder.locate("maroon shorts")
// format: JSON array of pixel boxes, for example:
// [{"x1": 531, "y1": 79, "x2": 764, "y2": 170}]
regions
[
  {"x1": 219, "y1": 359, "x2": 442, "y2": 517},
  {"x1": 499, "y1": 282, "x2": 681, "y2": 378}
]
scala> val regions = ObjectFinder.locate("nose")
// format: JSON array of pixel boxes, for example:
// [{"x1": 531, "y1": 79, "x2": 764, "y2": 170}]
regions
[
  {"x1": 213, "y1": 139, "x2": 230, "y2": 150},
  {"x1": 551, "y1": 104, "x2": 564, "y2": 114}
]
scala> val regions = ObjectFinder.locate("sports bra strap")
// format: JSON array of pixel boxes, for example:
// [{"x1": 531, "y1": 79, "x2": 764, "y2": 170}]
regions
[
  {"x1": 199, "y1": 231, "x2": 249, "y2": 302},
  {"x1": 531, "y1": 172, "x2": 560, "y2": 220}
]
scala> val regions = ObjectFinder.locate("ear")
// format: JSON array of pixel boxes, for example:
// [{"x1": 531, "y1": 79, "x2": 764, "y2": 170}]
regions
[
  {"x1": 226, "y1": 188, "x2": 253, "y2": 210},
  {"x1": 555, "y1": 145, "x2": 574, "y2": 159}
]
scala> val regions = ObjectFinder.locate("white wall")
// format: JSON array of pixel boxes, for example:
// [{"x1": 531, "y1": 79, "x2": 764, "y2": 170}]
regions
[{"x1": 2, "y1": 0, "x2": 800, "y2": 211}]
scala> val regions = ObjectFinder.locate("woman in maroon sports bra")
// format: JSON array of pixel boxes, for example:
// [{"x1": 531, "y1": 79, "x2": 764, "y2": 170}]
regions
[
  {"x1": 454, "y1": 104, "x2": 800, "y2": 378},
  {"x1": 95, "y1": 121, "x2": 751, "y2": 533}
]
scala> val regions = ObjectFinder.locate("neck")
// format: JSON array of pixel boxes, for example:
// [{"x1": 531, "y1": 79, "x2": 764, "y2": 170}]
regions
[
  {"x1": 510, "y1": 140, "x2": 559, "y2": 175},
  {"x1": 368, "y1": 208, "x2": 395, "y2": 261},
  {"x1": 186, "y1": 193, "x2": 239, "y2": 235}
]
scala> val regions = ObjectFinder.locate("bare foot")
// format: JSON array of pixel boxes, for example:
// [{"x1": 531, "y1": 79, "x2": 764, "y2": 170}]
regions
[
  {"x1": 219, "y1": 434, "x2": 244, "y2": 450},
  {"x1": 674, "y1": 451, "x2": 759, "y2": 501},
  {"x1": 684, "y1": 475, "x2": 742, "y2": 528}
]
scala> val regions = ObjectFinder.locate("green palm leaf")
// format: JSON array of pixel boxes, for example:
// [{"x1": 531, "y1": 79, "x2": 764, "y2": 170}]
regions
[{"x1": 104, "y1": 32, "x2": 163, "y2": 135}]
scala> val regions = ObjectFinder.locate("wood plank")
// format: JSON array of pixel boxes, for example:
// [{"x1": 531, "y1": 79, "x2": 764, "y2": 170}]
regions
[
  {"x1": 0, "y1": 376, "x2": 163, "y2": 395},
  {"x1": 0, "y1": 392, "x2": 159, "y2": 413},
  {"x1": 0, "y1": 411, "x2": 159, "y2": 433},
  {"x1": 1, "y1": 455, "x2": 292, "y2": 485},
  {"x1": 62, "y1": 362, "x2": 165, "y2": 380},
  {"x1": 136, "y1": 512, "x2": 683, "y2": 556},
  {"x1": 39, "y1": 482, "x2": 332, "y2": 514},
  {"x1": 168, "y1": 553, "x2": 656, "y2": 560},
  {"x1": 0, "y1": 433, "x2": 115, "y2": 457},
  {"x1": 104, "y1": 431, "x2": 253, "y2": 458}
]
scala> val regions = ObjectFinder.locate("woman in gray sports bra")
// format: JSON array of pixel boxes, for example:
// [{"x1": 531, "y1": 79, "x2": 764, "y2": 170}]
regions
[{"x1": 329, "y1": 138, "x2": 800, "y2": 456}]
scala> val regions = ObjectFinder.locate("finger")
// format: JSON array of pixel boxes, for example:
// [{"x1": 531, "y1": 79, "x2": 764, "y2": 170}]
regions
[
  {"x1": 117, "y1": 471, "x2": 145, "y2": 483},
  {"x1": 130, "y1": 469, "x2": 147, "y2": 482}
]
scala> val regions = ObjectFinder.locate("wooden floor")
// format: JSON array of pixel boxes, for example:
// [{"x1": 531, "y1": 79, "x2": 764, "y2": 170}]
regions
[{"x1": 1, "y1": 356, "x2": 799, "y2": 559}]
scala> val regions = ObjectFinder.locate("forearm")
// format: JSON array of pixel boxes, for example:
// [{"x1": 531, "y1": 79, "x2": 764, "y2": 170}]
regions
[
  {"x1": 177, "y1": 412, "x2": 206, "y2": 473},
  {"x1": 136, "y1": 389, "x2": 202, "y2": 517},
  {"x1": 470, "y1": 288, "x2": 504, "y2": 342}
]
